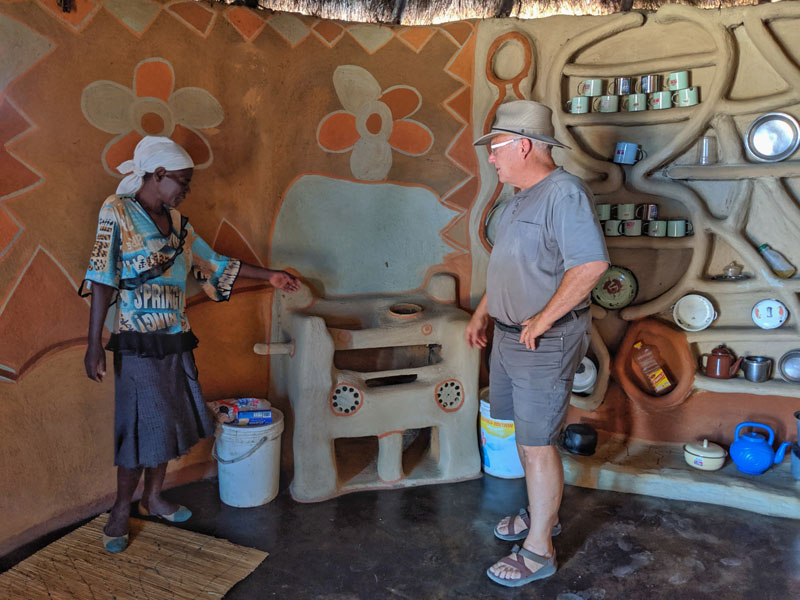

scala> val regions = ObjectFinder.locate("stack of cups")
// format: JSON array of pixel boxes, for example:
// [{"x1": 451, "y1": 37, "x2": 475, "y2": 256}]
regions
[
  {"x1": 567, "y1": 72, "x2": 699, "y2": 115},
  {"x1": 598, "y1": 203, "x2": 659, "y2": 238}
]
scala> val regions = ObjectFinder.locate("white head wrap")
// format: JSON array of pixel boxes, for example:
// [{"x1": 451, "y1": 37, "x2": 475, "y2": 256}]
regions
[{"x1": 115, "y1": 136, "x2": 194, "y2": 195}]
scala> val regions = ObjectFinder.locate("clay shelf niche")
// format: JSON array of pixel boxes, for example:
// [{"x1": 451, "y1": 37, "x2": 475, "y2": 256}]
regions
[
  {"x1": 605, "y1": 237, "x2": 695, "y2": 250},
  {"x1": 694, "y1": 372, "x2": 800, "y2": 398},
  {"x1": 666, "y1": 161, "x2": 800, "y2": 180},
  {"x1": 612, "y1": 318, "x2": 695, "y2": 411}
]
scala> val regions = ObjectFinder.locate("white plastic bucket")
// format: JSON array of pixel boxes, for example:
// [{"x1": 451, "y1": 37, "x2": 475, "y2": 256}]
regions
[
  {"x1": 212, "y1": 408, "x2": 284, "y2": 507},
  {"x1": 479, "y1": 393, "x2": 524, "y2": 479}
]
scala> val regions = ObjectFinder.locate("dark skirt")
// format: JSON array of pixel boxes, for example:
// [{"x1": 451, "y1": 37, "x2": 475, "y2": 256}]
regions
[{"x1": 113, "y1": 350, "x2": 214, "y2": 468}]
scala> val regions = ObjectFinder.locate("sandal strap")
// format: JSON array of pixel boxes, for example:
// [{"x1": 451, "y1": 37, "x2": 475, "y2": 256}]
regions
[
  {"x1": 504, "y1": 508, "x2": 530, "y2": 536},
  {"x1": 516, "y1": 546, "x2": 555, "y2": 567},
  {"x1": 496, "y1": 545, "x2": 534, "y2": 578}
]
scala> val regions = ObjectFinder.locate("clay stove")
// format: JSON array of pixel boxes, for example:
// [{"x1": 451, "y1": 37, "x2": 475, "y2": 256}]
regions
[{"x1": 259, "y1": 274, "x2": 481, "y2": 502}]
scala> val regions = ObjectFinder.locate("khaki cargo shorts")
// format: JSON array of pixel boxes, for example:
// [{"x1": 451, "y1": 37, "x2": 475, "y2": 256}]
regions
[{"x1": 488, "y1": 312, "x2": 591, "y2": 446}]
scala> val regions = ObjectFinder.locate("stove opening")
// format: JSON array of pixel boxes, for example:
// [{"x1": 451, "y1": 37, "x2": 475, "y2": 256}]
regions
[{"x1": 334, "y1": 344, "x2": 442, "y2": 373}]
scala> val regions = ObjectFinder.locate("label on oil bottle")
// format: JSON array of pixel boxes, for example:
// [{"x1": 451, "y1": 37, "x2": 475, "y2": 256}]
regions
[{"x1": 648, "y1": 368, "x2": 672, "y2": 392}]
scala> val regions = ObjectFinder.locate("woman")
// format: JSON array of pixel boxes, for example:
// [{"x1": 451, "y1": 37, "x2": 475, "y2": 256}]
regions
[{"x1": 81, "y1": 136, "x2": 299, "y2": 552}]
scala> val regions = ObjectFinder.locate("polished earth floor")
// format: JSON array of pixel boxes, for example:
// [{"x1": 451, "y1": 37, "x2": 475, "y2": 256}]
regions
[{"x1": 3, "y1": 475, "x2": 799, "y2": 599}]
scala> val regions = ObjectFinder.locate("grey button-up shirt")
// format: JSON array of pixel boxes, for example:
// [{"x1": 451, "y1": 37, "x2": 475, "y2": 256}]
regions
[{"x1": 486, "y1": 168, "x2": 608, "y2": 325}]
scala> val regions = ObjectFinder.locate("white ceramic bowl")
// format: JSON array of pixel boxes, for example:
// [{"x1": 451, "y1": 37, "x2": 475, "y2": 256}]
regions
[
  {"x1": 673, "y1": 294, "x2": 717, "y2": 332},
  {"x1": 572, "y1": 356, "x2": 597, "y2": 394}
]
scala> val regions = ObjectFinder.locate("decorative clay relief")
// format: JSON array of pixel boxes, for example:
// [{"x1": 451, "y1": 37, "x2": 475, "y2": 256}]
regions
[
  {"x1": 317, "y1": 65, "x2": 433, "y2": 181},
  {"x1": 81, "y1": 58, "x2": 224, "y2": 176}
]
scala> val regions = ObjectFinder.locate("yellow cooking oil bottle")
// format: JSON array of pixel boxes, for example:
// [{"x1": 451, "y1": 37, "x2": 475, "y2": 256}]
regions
[{"x1": 632, "y1": 341, "x2": 674, "y2": 396}]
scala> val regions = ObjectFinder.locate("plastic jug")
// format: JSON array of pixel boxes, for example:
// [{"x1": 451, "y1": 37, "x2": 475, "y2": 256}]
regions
[{"x1": 729, "y1": 422, "x2": 791, "y2": 475}]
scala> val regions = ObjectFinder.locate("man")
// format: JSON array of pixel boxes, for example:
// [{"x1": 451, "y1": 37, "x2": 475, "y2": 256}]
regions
[{"x1": 466, "y1": 100, "x2": 609, "y2": 587}]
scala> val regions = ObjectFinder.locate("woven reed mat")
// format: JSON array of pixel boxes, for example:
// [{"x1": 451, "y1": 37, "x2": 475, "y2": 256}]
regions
[{"x1": 0, "y1": 514, "x2": 268, "y2": 599}]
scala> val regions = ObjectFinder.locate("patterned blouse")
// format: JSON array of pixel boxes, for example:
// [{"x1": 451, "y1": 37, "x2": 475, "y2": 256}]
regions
[{"x1": 80, "y1": 195, "x2": 241, "y2": 356}]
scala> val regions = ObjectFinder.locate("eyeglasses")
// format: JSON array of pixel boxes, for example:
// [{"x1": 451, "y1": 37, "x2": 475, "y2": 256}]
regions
[{"x1": 488, "y1": 137, "x2": 523, "y2": 156}]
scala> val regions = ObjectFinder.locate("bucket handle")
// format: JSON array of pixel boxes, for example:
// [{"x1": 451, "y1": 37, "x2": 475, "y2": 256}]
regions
[{"x1": 212, "y1": 435, "x2": 271, "y2": 465}]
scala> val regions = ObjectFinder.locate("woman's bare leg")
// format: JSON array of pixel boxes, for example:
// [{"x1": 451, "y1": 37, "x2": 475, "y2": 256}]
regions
[
  {"x1": 141, "y1": 462, "x2": 181, "y2": 515},
  {"x1": 104, "y1": 466, "x2": 142, "y2": 537}
]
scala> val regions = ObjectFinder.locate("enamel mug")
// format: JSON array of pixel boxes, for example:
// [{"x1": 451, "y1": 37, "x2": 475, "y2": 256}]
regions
[
  {"x1": 604, "y1": 219, "x2": 624, "y2": 237},
  {"x1": 596, "y1": 203, "x2": 611, "y2": 221},
  {"x1": 667, "y1": 70, "x2": 690, "y2": 91},
  {"x1": 649, "y1": 90, "x2": 673, "y2": 110},
  {"x1": 593, "y1": 95, "x2": 619, "y2": 113},
  {"x1": 623, "y1": 219, "x2": 643, "y2": 236},
  {"x1": 622, "y1": 93, "x2": 647, "y2": 112},
  {"x1": 612, "y1": 203, "x2": 635, "y2": 220},
  {"x1": 566, "y1": 96, "x2": 590, "y2": 114},
  {"x1": 635, "y1": 203, "x2": 659, "y2": 221},
  {"x1": 637, "y1": 74, "x2": 661, "y2": 94},
  {"x1": 667, "y1": 219, "x2": 694, "y2": 237},
  {"x1": 644, "y1": 220, "x2": 667, "y2": 237},
  {"x1": 673, "y1": 86, "x2": 699, "y2": 107},
  {"x1": 577, "y1": 78, "x2": 603, "y2": 97},
  {"x1": 608, "y1": 77, "x2": 632, "y2": 95},
  {"x1": 613, "y1": 142, "x2": 645, "y2": 165}
]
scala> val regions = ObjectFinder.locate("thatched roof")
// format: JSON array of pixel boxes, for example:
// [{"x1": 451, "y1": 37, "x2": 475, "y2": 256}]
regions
[{"x1": 214, "y1": 0, "x2": 777, "y2": 25}]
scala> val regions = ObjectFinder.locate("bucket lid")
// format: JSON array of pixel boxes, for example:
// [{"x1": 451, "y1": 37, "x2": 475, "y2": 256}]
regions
[{"x1": 222, "y1": 407, "x2": 283, "y2": 431}]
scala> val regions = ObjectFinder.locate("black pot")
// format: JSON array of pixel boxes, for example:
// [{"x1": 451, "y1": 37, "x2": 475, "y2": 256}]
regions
[{"x1": 561, "y1": 423, "x2": 598, "y2": 456}]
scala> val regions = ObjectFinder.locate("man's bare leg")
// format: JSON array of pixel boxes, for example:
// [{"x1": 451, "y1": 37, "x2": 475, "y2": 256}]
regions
[{"x1": 489, "y1": 444, "x2": 562, "y2": 581}]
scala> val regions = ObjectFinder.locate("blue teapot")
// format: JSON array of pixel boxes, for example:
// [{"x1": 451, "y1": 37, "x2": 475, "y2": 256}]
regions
[{"x1": 730, "y1": 422, "x2": 791, "y2": 475}]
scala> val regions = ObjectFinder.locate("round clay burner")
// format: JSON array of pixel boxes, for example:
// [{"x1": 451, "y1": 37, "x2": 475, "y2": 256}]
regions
[{"x1": 388, "y1": 303, "x2": 423, "y2": 318}]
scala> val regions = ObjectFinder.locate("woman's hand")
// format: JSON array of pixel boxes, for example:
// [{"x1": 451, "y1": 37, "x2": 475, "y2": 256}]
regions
[
  {"x1": 84, "y1": 343, "x2": 107, "y2": 382},
  {"x1": 268, "y1": 270, "x2": 300, "y2": 292}
]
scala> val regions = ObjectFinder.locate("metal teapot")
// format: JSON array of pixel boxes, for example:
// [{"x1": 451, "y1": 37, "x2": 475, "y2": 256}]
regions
[
  {"x1": 730, "y1": 422, "x2": 791, "y2": 475},
  {"x1": 699, "y1": 344, "x2": 743, "y2": 379}
]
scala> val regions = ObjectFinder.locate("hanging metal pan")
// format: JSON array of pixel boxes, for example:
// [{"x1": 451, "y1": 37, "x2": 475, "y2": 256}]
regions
[{"x1": 744, "y1": 112, "x2": 800, "y2": 162}]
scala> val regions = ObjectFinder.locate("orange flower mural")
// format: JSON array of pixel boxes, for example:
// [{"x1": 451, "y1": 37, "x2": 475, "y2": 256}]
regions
[
  {"x1": 317, "y1": 65, "x2": 433, "y2": 180},
  {"x1": 81, "y1": 58, "x2": 223, "y2": 175}
]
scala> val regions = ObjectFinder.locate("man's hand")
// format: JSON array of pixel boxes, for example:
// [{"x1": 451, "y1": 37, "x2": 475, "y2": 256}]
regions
[
  {"x1": 466, "y1": 313, "x2": 489, "y2": 348},
  {"x1": 519, "y1": 313, "x2": 553, "y2": 350},
  {"x1": 84, "y1": 343, "x2": 107, "y2": 382},
  {"x1": 269, "y1": 270, "x2": 301, "y2": 292}
]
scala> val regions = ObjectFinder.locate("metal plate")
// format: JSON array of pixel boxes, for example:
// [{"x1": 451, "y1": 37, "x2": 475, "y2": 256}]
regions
[
  {"x1": 778, "y1": 349, "x2": 800, "y2": 383},
  {"x1": 744, "y1": 112, "x2": 800, "y2": 162},
  {"x1": 673, "y1": 293, "x2": 717, "y2": 331},
  {"x1": 591, "y1": 265, "x2": 638, "y2": 309},
  {"x1": 751, "y1": 298, "x2": 789, "y2": 329}
]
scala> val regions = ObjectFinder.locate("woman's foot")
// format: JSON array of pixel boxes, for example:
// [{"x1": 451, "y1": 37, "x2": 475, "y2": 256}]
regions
[
  {"x1": 138, "y1": 497, "x2": 192, "y2": 522},
  {"x1": 103, "y1": 504, "x2": 130, "y2": 538},
  {"x1": 139, "y1": 495, "x2": 180, "y2": 518}
]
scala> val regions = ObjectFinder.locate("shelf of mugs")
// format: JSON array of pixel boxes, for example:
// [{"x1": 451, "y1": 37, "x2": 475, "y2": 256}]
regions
[
  {"x1": 565, "y1": 72, "x2": 701, "y2": 120},
  {"x1": 665, "y1": 161, "x2": 800, "y2": 180},
  {"x1": 693, "y1": 373, "x2": 800, "y2": 398}
]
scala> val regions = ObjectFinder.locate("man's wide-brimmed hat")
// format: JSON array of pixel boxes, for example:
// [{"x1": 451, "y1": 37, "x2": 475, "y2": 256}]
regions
[{"x1": 473, "y1": 100, "x2": 570, "y2": 149}]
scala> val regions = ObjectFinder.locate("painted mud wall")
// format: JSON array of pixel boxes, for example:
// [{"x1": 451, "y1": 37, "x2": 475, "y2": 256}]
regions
[{"x1": 1, "y1": 0, "x2": 799, "y2": 553}]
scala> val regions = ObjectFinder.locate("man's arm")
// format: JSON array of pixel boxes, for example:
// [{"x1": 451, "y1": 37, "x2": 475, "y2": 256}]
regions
[
  {"x1": 519, "y1": 260, "x2": 608, "y2": 350},
  {"x1": 465, "y1": 293, "x2": 490, "y2": 348}
]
